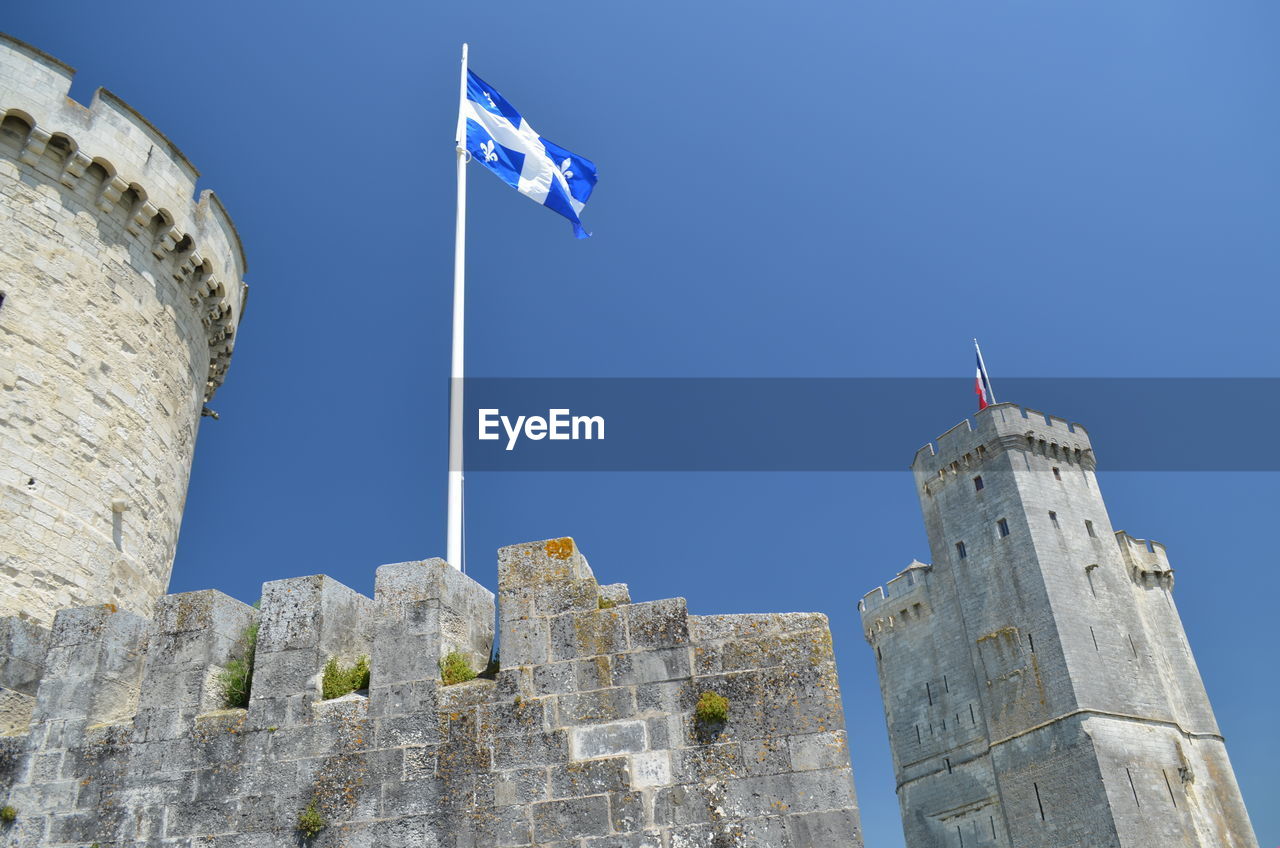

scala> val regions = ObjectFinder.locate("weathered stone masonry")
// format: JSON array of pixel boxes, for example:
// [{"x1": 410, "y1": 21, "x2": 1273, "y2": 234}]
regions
[
  {"x1": 860, "y1": 404, "x2": 1258, "y2": 848},
  {"x1": 0, "y1": 538, "x2": 862, "y2": 847},
  {"x1": 0, "y1": 33, "x2": 863, "y2": 847},
  {"x1": 0, "y1": 33, "x2": 246, "y2": 625}
]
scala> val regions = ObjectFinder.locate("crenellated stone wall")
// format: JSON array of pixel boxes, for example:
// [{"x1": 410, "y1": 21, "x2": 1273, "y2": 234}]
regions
[{"x1": 0, "y1": 538, "x2": 862, "y2": 847}]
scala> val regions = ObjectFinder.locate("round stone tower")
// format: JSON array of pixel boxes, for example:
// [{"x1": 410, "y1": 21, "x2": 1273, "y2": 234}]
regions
[{"x1": 0, "y1": 34, "x2": 246, "y2": 624}]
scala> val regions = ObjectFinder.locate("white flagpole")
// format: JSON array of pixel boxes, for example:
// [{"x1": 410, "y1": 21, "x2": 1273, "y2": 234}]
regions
[
  {"x1": 447, "y1": 43, "x2": 469, "y2": 571},
  {"x1": 974, "y1": 338, "x2": 996, "y2": 404}
]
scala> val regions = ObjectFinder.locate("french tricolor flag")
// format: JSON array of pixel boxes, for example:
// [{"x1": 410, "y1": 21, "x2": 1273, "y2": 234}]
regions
[{"x1": 974, "y1": 342, "x2": 995, "y2": 410}]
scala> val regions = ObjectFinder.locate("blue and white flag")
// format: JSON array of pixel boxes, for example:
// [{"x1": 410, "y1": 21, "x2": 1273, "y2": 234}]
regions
[{"x1": 460, "y1": 70, "x2": 598, "y2": 239}]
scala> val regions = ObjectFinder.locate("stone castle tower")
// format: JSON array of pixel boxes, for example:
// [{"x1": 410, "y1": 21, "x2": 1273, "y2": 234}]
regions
[
  {"x1": 0, "y1": 33, "x2": 246, "y2": 625},
  {"x1": 859, "y1": 403, "x2": 1257, "y2": 848},
  {"x1": 0, "y1": 34, "x2": 863, "y2": 846}
]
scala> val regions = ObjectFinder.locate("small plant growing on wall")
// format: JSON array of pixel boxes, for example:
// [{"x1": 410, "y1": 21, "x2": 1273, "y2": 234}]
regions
[
  {"x1": 296, "y1": 799, "x2": 326, "y2": 838},
  {"x1": 0, "y1": 804, "x2": 16, "y2": 823},
  {"x1": 695, "y1": 691, "x2": 730, "y2": 726},
  {"x1": 321, "y1": 655, "x2": 370, "y2": 700},
  {"x1": 217, "y1": 620, "x2": 259, "y2": 709},
  {"x1": 439, "y1": 650, "x2": 476, "y2": 686}
]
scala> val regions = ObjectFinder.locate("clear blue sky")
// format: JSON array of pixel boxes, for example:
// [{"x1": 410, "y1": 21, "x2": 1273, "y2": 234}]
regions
[{"x1": 8, "y1": 2, "x2": 1278, "y2": 844}]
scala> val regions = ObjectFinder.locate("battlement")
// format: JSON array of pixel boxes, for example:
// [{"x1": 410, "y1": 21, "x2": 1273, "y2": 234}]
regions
[
  {"x1": 912, "y1": 403, "x2": 1095, "y2": 483},
  {"x1": 0, "y1": 32, "x2": 245, "y2": 398},
  {"x1": 1114, "y1": 530, "x2": 1175, "y2": 590},
  {"x1": 858, "y1": 561, "x2": 932, "y2": 643},
  {"x1": 0, "y1": 538, "x2": 861, "y2": 846}
]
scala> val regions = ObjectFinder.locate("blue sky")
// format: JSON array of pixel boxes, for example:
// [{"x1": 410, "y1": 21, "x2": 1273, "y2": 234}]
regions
[{"x1": 7, "y1": 2, "x2": 1278, "y2": 844}]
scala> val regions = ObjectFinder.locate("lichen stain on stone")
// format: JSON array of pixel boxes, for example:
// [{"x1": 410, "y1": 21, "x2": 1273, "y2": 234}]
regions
[
  {"x1": 173, "y1": 597, "x2": 196, "y2": 630},
  {"x1": 1029, "y1": 653, "x2": 1046, "y2": 708},
  {"x1": 976, "y1": 625, "x2": 1020, "y2": 644},
  {"x1": 305, "y1": 712, "x2": 373, "y2": 838},
  {"x1": 544, "y1": 538, "x2": 575, "y2": 560},
  {"x1": 572, "y1": 609, "x2": 622, "y2": 658}
]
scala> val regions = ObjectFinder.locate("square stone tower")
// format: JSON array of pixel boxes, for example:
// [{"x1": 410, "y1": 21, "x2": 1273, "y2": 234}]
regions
[{"x1": 859, "y1": 403, "x2": 1257, "y2": 848}]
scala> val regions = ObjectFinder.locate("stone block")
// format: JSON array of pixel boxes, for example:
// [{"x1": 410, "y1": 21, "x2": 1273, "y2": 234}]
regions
[
  {"x1": 501, "y1": 615, "x2": 550, "y2": 668},
  {"x1": 374, "y1": 558, "x2": 495, "y2": 676},
  {"x1": 492, "y1": 730, "x2": 569, "y2": 769},
  {"x1": 789, "y1": 731, "x2": 851, "y2": 772},
  {"x1": 494, "y1": 767, "x2": 549, "y2": 807},
  {"x1": 0, "y1": 686, "x2": 35, "y2": 736},
  {"x1": 612, "y1": 647, "x2": 691, "y2": 686},
  {"x1": 653, "y1": 783, "x2": 715, "y2": 827},
  {"x1": 549, "y1": 608, "x2": 628, "y2": 662},
  {"x1": 574, "y1": 656, "x2": 614, "y2": 691},
  {"x1": 533, "y1": 579, "x2": 601, "y2": 618},
  {"x1": 598, "y1": 583, "x2": 631, "y2": 607},
  {"x1": 610, "y1": 788, "x2": 645, "y2": 832},
  {"x1": 740, "y1": 737, "x2": 792, "y2": 777},
  {"x1": 556, "y1": 687, "x2": 636, "y2": 726},
  {"x1": 255, "y1": 575, "x2": 372, "y2": 656},
  {"x1": 142, "y1": 591, "x2": 257, "y2": 715},
  {"x1": 152, "y1": 590, "x2": 256, "y2": 640},
  {"x1": 671, "y1": 742, "x2": 746, "y2": 784},
  {"x1": 32, "y1": 605, "x2": 150, "y2": 727},
  {"x1": 785, "y1": 807, "x2": 863, "y2": 846},
  {"x1": 367, "y1": 679, "x2": 437, "y2": 718},
  {"x1": 532, "y1": 660, "x2": 576, "y2": 695},
  {"x1": 477, "y1": 697, "x2": 548, "y2": 739},
  {"x1": 570, "y1": 720, "x2": 647, "y2": 761},
  {"x1": 584, "y1": 830, "x2": 663, "y2": 848},
  {"x1": 250, "y1": 575, "x2": 372, "y2": 718},
  {"x1": 498, "y1": 538, "x2": 594, "y2": 590},
  {"x1": 635, "y1": 680, "x2": 690, "y2": 716},
  {"x1": 0, "y1": 616, "x2": 50, "y2": 695},
  {"x1": 629, "y1": 750, "x2": 672, "y2": 788},
  {"x1": 549, "y1": 756, "x2": 630, "y2": 798},
  {"x1": 625, "y1": 599, "x2": 689, "y2": 649},
  {"x1": 531, "y1": 795, "x2": 611, "y2": 842}
]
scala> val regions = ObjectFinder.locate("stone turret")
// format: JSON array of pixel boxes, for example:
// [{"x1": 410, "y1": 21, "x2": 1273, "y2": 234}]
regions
[
  {"x1": 0, "y1": 33, "x2": 246, "y2": 624},
  {"x1": 860, "y1": 403, "x2": 1258, "y2": 848}
]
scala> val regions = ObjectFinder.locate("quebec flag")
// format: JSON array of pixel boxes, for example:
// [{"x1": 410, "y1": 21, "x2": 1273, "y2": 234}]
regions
[{"x1": 461, "y1": 70, "x2": 598, "y2": 238}]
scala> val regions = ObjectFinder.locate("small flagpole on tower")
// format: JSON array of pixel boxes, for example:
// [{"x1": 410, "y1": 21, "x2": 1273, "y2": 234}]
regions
[
  {"x1": 974, "y1": 338, "x2": 996, "y2": 404},
  {"x1": 447, "y1": 43, "x2": 469, "y2": 572}
]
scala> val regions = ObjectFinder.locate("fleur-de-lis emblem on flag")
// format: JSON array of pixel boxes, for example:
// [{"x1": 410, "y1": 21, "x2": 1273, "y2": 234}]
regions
[{"x1": 463, "y1": 67, "x2": 597, "y2": 238}]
